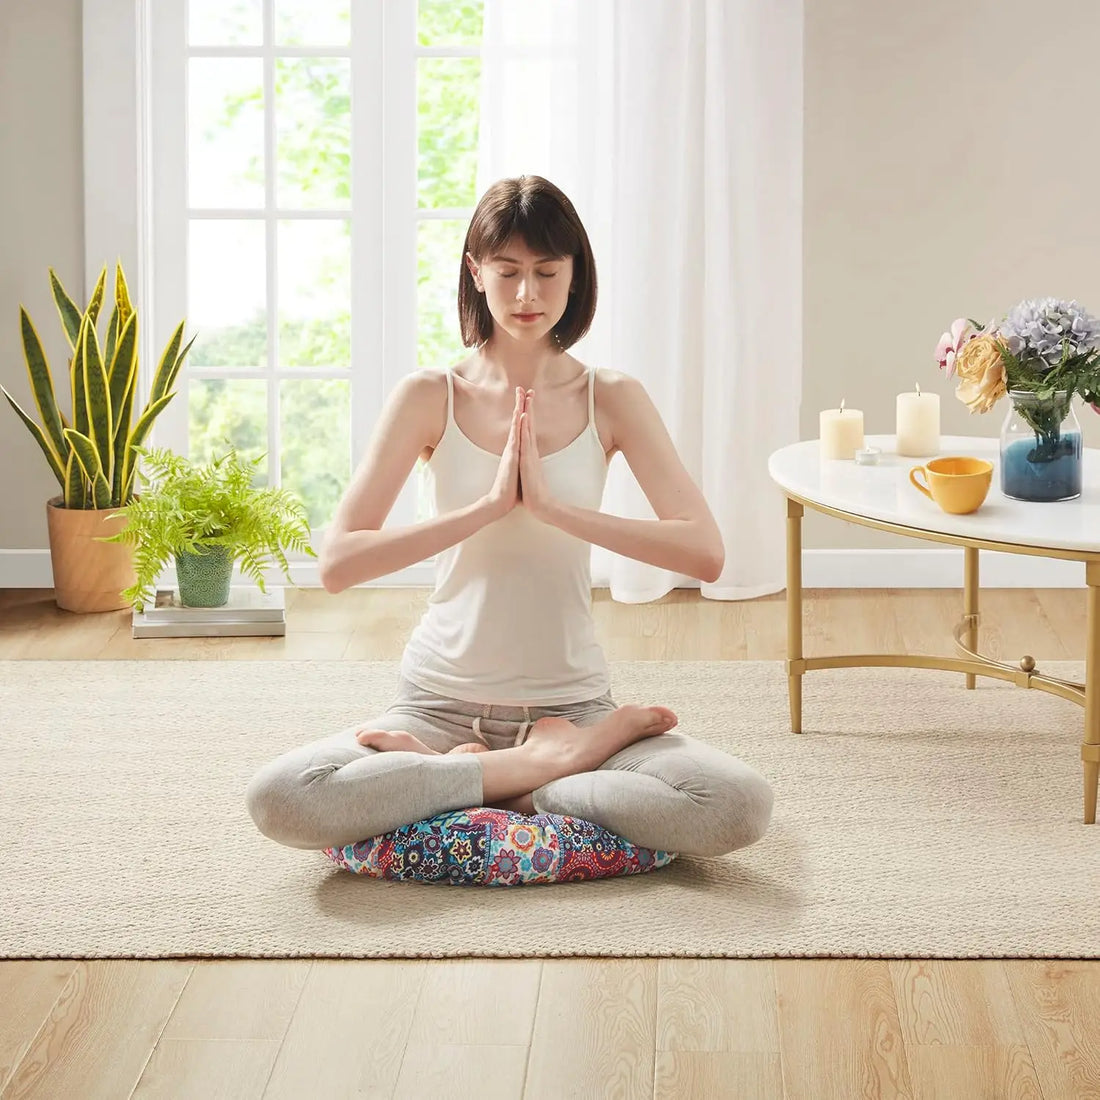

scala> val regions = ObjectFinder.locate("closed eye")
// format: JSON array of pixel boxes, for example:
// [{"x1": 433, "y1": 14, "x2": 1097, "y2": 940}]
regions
[{"x1": 500, "y1": 272, "x2": 557, "y2": 279}]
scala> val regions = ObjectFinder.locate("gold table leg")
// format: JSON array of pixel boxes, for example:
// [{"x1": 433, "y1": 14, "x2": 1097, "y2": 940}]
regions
[
  {"x1": 1084, "y1": 561, "x2": 1099, "y2": 824},
  {"x1": 963, "y1": 547, "x2": 979, "y2": 690},
  {"x1": 787, "y1": 497, "x2": 804, "y2": 734}
]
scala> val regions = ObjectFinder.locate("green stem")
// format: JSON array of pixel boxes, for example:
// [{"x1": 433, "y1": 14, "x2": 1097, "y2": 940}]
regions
[{"x1": 1015, "y1": 397, "x2": 1069, "y2": 463}]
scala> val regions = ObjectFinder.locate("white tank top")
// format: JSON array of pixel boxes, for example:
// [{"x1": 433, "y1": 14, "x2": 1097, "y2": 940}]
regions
[{"x1": 400, "y1": 365, "x2": 611, "y2": 705}]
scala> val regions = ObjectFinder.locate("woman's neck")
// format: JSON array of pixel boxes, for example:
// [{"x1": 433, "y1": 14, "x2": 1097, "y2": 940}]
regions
[{"x1": 468, "y1": 337, "x2": 567, "y2": 392}]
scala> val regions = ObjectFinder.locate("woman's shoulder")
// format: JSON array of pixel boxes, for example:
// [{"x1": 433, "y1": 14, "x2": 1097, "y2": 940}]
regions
[
  {"x1": 580, "y1": 362, "x2": 649, "y2": 412},
  {"x1": 394, "y1": 367, "x2": 450, "y2": 402},
  {"x1": 570, "y1": 357, "x2": 641, "y2": 394}
]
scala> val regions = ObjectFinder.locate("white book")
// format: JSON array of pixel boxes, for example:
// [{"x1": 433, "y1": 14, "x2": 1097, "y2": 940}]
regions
[
  {"x1": 132, "y1": 617, "x2": 287, "y2": 639},
  {"x1": 140, "y1": 586, "x2": 286, "y2": 622}
]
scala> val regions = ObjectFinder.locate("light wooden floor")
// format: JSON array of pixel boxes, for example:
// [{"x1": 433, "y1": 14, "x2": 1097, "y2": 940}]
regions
[{"x1": 1, "y1": 586, "x2": 1098, "y2": 1100}]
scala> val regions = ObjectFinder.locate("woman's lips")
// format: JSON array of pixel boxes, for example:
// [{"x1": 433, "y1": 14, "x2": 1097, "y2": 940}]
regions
[{"x1": 513, "y1": 313, "x2": 543, "y2": 322}]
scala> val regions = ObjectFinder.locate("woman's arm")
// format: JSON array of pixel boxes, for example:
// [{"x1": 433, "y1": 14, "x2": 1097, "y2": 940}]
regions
[
  {"x1": 533, "y1": 371, "x2": 725, "y2": 583},
  {"x1": 319, "y1": 371, "x2": 499, "y2": 593}
]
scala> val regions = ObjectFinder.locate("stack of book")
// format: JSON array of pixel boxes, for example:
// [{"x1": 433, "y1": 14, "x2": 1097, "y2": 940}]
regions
[{"x1": 131, "y1": 586, "x2": 287, "y2": 638}]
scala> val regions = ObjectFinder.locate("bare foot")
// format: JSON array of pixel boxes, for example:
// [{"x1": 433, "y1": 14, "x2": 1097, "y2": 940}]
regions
[
  {"x1": 355, "y1": 730, "x2": 493, "y2": 757},
  {"x1": 355, "y1": 729, "x2": 442, "y2": 755},
  {"x1": 523, "y1": 704, "x2": 677, "y2": 774}
]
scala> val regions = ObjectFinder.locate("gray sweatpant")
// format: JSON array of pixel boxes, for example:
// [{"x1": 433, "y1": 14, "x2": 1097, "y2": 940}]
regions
[{"x1": 245, "y1": 677, "x2": 774, "y2": 858}]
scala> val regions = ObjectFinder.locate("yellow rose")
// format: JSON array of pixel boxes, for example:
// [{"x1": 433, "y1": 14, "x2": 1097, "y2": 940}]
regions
[{"x1": 954, "y1": 334, "x2": 1007, "y2": 413}]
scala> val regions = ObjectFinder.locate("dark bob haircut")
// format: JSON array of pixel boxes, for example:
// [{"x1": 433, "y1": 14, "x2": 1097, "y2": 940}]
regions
[{"x1": 458, "y1": 175, "x2": 598, "y2": 351}]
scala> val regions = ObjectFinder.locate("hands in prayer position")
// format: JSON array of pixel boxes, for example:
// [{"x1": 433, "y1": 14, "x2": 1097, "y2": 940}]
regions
[{"x1": 484, "y1": 387, "x2": 556, "y2": 523}]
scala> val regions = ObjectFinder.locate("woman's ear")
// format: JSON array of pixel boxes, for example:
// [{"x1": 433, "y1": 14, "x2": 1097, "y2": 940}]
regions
[{"x1": 465, "y1": 252, "x2": 483, "y2": 292}]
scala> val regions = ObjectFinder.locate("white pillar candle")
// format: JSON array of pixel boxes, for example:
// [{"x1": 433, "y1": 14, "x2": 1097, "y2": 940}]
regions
[
  {"x1": 896, "y1": 386, "x2": 940, "y2": 456},
  {"x1": 819, "y1": 401, "x2": 864, "y2": 460}
]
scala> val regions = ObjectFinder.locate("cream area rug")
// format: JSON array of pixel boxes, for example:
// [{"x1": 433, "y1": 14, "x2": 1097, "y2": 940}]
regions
[{"x1": 1, "y1": 659, "x2": 1097, "y2": 960}]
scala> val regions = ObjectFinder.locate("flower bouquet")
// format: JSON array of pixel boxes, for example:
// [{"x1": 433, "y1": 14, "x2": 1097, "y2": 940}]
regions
[{"x1": 935, "y1": 298, "x2": 1100, "y2": 500}]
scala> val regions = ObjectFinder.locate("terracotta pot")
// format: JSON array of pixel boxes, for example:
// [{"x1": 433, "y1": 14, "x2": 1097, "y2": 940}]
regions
[{"x1": 45, "y1": 495, "x2": 136, "y2": 613}]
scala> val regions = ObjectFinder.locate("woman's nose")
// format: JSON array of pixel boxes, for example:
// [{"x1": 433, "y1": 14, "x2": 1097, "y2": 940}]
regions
[{"x1": 516, "y1": 277, "x2": 535, "y2": 302}]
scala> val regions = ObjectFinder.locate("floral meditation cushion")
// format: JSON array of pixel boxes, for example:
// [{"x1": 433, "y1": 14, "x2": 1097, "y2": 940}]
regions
[{"x1": 323, "y1": 807, "x2": 678, "y2": 886}]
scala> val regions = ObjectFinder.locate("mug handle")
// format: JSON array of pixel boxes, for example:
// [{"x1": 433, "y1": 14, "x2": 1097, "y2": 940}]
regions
[{"x1": 909, "y1": 466, "x2": 932, "y2": 499}]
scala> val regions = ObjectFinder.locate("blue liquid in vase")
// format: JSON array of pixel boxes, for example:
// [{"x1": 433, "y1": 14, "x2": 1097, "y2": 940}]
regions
[{"x1": 1000, "y1": 433, "x2": 1082, "y2": 502}]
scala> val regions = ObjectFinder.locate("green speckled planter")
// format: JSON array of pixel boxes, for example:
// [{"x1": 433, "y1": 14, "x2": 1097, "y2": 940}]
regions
[{"x1": 175, "y1": 546, "x2": 234, "y2": 607}]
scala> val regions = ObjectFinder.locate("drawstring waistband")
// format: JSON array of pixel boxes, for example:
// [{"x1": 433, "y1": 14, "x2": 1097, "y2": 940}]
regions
[
  {"x1": 471, "y1": 717, "x2": 489, "y2": 746},
  {"x1": 471, "y1": 710, "x2": 532, "y2": 748}
]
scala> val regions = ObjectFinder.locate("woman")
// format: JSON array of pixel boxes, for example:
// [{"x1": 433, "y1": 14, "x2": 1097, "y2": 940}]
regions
[{"x1": 245, "y1": 176, "x2": 774, "y2": 858}]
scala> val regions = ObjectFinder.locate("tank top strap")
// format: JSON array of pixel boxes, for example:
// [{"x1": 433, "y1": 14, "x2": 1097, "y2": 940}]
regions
[
  {"x1": 587, "y1": 366, "x2": 596, "y2": 426},
  {"x1": 445, "y1": 368, "x2": 455, "y2": 425}
]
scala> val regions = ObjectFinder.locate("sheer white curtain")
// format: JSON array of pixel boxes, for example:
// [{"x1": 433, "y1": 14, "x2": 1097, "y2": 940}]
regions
[{"x1": 476, "y1": 0, "x2": 803, "y2": 601}]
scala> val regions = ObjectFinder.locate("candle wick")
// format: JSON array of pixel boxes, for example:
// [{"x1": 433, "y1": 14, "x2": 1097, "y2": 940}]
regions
[
  {"x1": 839, "y1": 398, "x2": 846, "y2": 413},
  {"x1": 915, "y1": 382, "x2": 922, "y2": 396}
]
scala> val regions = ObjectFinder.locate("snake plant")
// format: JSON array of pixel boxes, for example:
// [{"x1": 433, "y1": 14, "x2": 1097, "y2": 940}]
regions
[{"x1": 1, "y1": 263, "x2": 194, "y2": 509}]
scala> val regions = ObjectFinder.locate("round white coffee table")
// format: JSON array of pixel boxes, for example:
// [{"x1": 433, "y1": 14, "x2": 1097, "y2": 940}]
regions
[{"x1": 768, "y1": 434, "x2": 1100, "y2": 824}]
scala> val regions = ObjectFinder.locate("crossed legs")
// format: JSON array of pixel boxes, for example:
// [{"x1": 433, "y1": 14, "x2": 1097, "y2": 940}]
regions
[{"x1": 355, "y1": 703, "x2": 679, "y2": 815}]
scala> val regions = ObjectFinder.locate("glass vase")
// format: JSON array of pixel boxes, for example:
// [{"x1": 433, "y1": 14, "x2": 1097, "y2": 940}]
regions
[{"x1": 998, "y1": 389, "x2": 1082, "y2": 502}]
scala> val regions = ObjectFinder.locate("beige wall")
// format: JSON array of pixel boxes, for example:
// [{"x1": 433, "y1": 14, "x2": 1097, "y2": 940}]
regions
[
  {"x1": 803, "y1": 0, "x2": 1100, "y2": 550},
  {"x1": 0, "y1": 0, "x2": 84, "y2": 550},
  {"x1": 2, "y1": 0, "x2": 1099, "y2": 552}
]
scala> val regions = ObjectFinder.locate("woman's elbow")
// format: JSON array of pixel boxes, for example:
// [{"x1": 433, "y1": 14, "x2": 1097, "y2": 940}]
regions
[
  {"x1": 698, "y1": 541, "x2": 724, "y2": 584},
  {"x1": 317, "y1": 535, "x2": 345, "y2": 594},
  {"x1": 699, "y1": 556, "x2": 724, "y2": 584},
  {"x1": 318, "y1": 560, "x2": 343, "y2": 594}
]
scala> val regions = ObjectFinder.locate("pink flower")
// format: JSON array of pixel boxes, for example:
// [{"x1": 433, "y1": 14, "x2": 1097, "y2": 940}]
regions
[{"x1": 935, "y1": 318, "x2": 982, "y2": 379}]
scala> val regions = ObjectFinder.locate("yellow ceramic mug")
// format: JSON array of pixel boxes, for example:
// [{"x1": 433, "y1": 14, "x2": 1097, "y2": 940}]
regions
[{"x1": 909, "y1": 456, "x2": 993, "y2": 515}]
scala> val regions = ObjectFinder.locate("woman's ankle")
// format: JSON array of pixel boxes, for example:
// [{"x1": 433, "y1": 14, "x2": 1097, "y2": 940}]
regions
[{"x1": 476, "y1": 744, "x2": 569, "y2": 803}]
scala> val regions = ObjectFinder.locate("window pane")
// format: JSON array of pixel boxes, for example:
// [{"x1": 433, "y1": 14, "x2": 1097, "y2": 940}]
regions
[
  {"x1": 189, "y1": 378, "x2": 268, "y2": 483},
  {"x1": 274, "y1": 0, "x2": 351, "y2": 46},
  {"x1": 417, "y1": 219, "x2": 467, "y2": 370},
  {"x1": 418, "y1": 0, "x2": 483, "y2": 46},
  {"x1": 189, "y1": 59, "x2": 264, "y2": 210},
  {"x1": 276, "y1": 59, "x2": 351, "y2": 210},
  {"x1": 277, "y1": 220, "x2": 350, "y2": 368},
  {"x1": 280, "y1": 379, "x2": 350, "y2": 530},
  {"x1": 189, "y1": 0, "x2": 262, "y2": 47},
  {"x1": 418, "y1": 58, "x2": 480, "y2": 209},
  {"x1": 188, "y1": 220, "x2": 267, "y2": 369}
]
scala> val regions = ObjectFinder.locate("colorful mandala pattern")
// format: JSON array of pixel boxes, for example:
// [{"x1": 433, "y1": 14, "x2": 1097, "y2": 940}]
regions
[{"x1": 323, "y1": 807, "x2": 678, "y2": 886}]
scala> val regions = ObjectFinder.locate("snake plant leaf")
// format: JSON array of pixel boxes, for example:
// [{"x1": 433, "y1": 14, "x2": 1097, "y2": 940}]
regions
[
  {"x1": 91, "y1": 469, "x2": 112, "y2": 509},
  {"x1": 71, "y1": 314, "x2": 89, "y2": 439},
  {"x1": 119, "y1": 392, "x2": 176, "y2": 501},
  {"x1": 18, "y1": 306, "x2": 67, "y2": 462},
  {"x1": 166, "y1": 333, "x2": 197, "y2": 395},
  {"x1": 150, "y1": 321, "x2": 184, "y2": 404},
  {"x1": 63, "y1": 427, "x2": 103, "y2": 481},
  {"x1": 49, "y1": 269, "x2": 83, "y2": 349},
  {"x1": 63, "y1": 445, "x2": 87, "y2": 508},
  {"x1": 114, "y1": 261, "x2": 133, "y2": 331},
  {"x1": 104, "y1": 308, "x2": 120, "y2": 374},
  {"x1": 86, "y1": 265, "x2": 107, "y2": 327},
  {"x1": 63, "y1": 426, "x2": 112, "y2": 507},
  {"x1": 111, "y1": 353, "x2": 139, "y2": 504},
  {"x1": 0, "y1": 384, "x2": 66, "y2": 488},
  {"x1": 82, "y1": 319, "x2": 114, "y2": 487},
  {"x1": 107, "y1": 313, "x2": 137, "y2": 422},
  {"x1": 63, "y1": 427, "x2": 111, "y2": 509}
]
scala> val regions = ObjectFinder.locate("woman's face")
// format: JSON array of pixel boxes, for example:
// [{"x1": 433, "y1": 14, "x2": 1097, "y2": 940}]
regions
[{"x1": 466, "y1": 237, "x2": 574, "y2": 345}]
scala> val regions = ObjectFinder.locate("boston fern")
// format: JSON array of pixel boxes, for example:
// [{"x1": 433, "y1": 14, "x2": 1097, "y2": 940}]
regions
[{"x1": 100, "y1": 445, "x2": 317, "y2": 610}]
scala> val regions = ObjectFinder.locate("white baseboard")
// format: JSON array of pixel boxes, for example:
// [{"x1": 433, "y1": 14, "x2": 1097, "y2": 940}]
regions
[{"x1": 0, "y1": 547, "x2": 1086, "y2": 591}]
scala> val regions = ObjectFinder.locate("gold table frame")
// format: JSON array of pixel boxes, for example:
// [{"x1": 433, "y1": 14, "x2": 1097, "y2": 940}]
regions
[{"x1": 783, "y1": 494, "x2": 1100, "y2": 824}]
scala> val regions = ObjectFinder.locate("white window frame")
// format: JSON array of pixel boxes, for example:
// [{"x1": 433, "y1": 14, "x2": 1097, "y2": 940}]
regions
[{"x1": 84, "y1": 0, "x2": 479, "y2": 588}]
